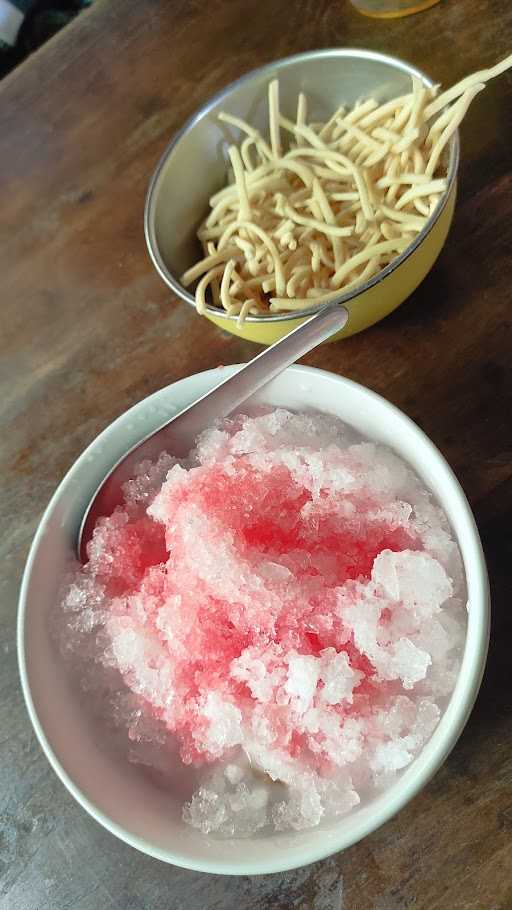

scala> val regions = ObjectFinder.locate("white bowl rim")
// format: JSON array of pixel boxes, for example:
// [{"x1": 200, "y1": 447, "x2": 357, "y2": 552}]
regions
[
  {"x1": 144, "y1": 48, "x2": 460, "y2": 324},
  {"x1": 17, "y1": 365, "x2": 489, "y2": 874}
]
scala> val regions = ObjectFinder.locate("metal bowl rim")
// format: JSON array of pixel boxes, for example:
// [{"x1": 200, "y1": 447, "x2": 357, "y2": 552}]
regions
[{"x1": 144, "y1": 47, "x2": 460, "y2": 324}]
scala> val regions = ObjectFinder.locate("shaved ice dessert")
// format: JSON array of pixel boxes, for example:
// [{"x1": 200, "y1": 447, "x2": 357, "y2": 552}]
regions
[{"x1": 59, "y1": 409, "x2": 466, "y2": 836}]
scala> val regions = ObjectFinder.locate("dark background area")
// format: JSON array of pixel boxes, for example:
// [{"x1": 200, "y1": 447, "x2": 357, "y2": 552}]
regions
[{"x1": 0, "y1": 0, "x2": 91, "y2": 78}]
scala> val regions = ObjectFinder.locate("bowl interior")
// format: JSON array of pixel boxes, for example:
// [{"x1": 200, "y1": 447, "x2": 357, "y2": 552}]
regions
[
  {"x1": 147, "y1": 50, "x2": 436, "y2": 303},
  {"x1": 18, "y1": 366, "x2": 489, "y2": 874}
]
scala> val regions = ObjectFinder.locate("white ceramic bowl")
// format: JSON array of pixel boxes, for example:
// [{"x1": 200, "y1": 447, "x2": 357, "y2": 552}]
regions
[{"x1": 18, "y1": 366, "x2": 489, "y2": 874}]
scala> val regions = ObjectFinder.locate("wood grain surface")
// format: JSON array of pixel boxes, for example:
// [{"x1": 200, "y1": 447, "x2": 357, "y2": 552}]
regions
[{"x1": 1, "y1": 1, "x2": 511, "y2": 907}]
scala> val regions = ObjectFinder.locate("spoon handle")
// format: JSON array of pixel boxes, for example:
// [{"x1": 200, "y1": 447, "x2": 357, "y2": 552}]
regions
[
  {"x1": 165, "y1": 302, "x2": 349, "y2": 445},
  {"x1": 78, "y1": 303, "x2": 348, "y2": 559}
]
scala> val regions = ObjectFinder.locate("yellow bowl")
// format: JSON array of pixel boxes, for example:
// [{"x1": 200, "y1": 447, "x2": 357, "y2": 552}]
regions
[{"x1": 145, "y1": 49, "x2": 458, "y2": 345}]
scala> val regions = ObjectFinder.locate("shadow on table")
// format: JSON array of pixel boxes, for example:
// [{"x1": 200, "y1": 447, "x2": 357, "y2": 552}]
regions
[{"x1": 0, "y1": 1, "x2": 92, "y2": 80}]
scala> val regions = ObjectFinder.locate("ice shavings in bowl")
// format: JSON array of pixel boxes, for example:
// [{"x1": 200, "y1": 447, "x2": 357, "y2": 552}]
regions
[{"x1": 58, "y1": 409, "x2": 466, "y2": 836}]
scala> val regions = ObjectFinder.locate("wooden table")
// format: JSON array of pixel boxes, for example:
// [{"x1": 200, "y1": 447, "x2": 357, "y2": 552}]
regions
[{"x1": 2, "y1": 1, "x2": 511, "y2": 907}]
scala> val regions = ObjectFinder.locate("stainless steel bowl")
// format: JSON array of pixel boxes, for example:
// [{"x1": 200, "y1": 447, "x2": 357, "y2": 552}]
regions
[{"x1": 145, "y1": 48, "x2": 458, "y2": 343}]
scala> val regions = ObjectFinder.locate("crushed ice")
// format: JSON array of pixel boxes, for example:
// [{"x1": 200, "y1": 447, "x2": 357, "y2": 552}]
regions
[{"x1": 58, "y1": 409, "x2": 466, "y2": 836}]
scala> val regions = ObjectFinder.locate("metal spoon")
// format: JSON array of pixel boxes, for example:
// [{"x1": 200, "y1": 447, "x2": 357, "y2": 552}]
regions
[{"x1": 78, "y1": 302, "x2": 349, "y2": 561}]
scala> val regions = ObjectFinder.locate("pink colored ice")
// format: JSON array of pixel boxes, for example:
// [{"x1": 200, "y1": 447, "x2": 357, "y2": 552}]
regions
[{"x1": 60, "y1": 409, "x2": 466, "y2": 836}]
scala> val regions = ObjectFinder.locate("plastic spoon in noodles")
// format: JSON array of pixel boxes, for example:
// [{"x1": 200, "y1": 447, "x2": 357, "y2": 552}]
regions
[{"x1": 78, "y1": 302, "x2": 349, "y2": 561}]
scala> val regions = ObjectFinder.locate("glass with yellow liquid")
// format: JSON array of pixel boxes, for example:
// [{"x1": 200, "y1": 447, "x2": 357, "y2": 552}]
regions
[{"x1": 350, "y1": 0, "x2": 441, "y2": 17}]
